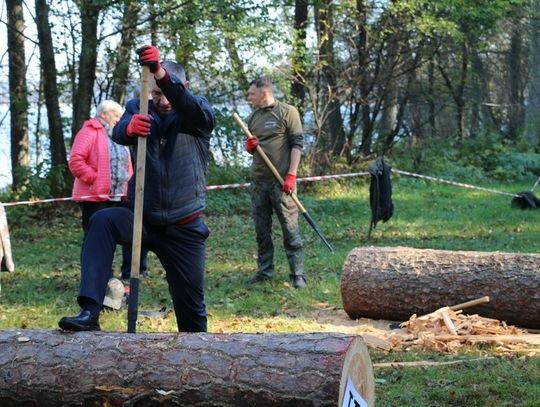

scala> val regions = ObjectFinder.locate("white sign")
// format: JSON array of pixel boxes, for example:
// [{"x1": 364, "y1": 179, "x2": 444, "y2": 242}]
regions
[{"x1": 341, "y1": 377, "x2": 368, "y2": 407}]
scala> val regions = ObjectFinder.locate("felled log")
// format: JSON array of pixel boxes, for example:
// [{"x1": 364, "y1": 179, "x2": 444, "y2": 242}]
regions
[
  {"x1": 0, "y1": 330, "x2": 374, "y2": 407},
  {"x1": 341, "y1": 246, "x2": 540, "y2": 328}
]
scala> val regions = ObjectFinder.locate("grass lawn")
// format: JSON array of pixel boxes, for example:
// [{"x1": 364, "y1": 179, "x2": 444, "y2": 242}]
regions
[{"x1": 1, "y1": 176, "x2": 539, "y2": 405}]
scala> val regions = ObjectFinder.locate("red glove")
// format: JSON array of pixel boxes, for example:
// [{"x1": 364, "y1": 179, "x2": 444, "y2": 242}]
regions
[
  {"x1": 245, "y1": 137, "x2": 259, "y2": 154},
  {"x1": 136, "y1": 45, "x2": 161, "y2": 74},
  {"x1": 126, "y1": 114, "x2": 151, "y2": 137},
  {"x1": 283, "y1": 173, "x2": 297, "y2": 194}
]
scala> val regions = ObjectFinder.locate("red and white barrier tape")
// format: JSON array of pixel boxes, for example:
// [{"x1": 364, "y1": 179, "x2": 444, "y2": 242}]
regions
[
  {"x1": 1, "y1": 169, "x2": 520, "y2": 207},
  {"x1": 392, "y1": 169, "x2": 520, "y2": 198},
  {"x1": 1, "y1": 172, "x2": 370, "y2": 207}
]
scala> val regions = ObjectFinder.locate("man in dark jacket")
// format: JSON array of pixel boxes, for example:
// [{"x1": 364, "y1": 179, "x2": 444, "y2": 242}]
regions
[{"x1": 59, "y1": 45, "x2": 215, "y2": 332}]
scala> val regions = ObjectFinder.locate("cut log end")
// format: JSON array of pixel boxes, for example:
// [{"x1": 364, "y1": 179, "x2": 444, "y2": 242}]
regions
[{"x1": 339, "y1": 336, "x2": 375, "y2": 406}]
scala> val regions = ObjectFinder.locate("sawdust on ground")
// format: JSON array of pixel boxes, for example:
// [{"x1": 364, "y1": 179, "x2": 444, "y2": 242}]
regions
[{"x1": 307, "y1": 308, "x2": 540, "y2": 354}]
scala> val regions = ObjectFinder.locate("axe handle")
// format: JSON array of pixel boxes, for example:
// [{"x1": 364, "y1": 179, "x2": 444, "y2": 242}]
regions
[
  {"x1": 449, "y1": 296, "x2": 490, "y2": 312},
  {"x1": 127, "y1": 65, "x2": 150, "y2": 334}
]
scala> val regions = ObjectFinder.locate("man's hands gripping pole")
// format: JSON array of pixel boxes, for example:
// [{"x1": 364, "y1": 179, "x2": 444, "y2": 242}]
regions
[
  {"x1": 136, "y1": 45, "x2": 161, "y2": 74},
  {"x1": 234, "y1": 112, "x2": 334, "y2": 253}
]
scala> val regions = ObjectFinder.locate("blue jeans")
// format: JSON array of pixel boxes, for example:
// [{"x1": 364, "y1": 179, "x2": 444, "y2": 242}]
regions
[{"x1": 78, "y1": 207, "x2": 209, "y2": 332}]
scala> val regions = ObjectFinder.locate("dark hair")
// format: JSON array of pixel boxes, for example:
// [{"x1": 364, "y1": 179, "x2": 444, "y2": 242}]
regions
[
  {"x1": 162, "y1": 60, "x2": 188, "y2": 83},
  {"x1": 249, "y1": 76, "x2": 273, "y2": 91}
]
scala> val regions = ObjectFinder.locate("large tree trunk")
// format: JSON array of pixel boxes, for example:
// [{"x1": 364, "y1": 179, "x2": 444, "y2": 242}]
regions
[
  {"x1": 291, "y1": 0, "x2": 308, "y2": 111},
  {"x1": 341, "y1": 247, "x2": 540, "y2": 329},
  {"x1": 0, "y1": 331, "x2": 375, "y2": 407},
  {"x1": 315, "y1": 0, "x2": 346, "y2": 157},
  {"x1": 525, "y1": 0, "x2": 540, "y2": 147},
  {"x1": 71, "y1": 1, "x2": 100, "y2": 141},
  {"x1": 355, "y1": 0, "x2": 372, "y2": 156},
  {"x1": 111, "y1": 0, "x2": 140, "y2": 105},
  {"x1": 35, "y1": 0, "x2": 69, "y2": 193},
  {"x1": 6, "y1": 0, "x2": 29, "y2": 191},
  {"x1": 507, "y1": 12, "x2": 525, "y2": 141}
]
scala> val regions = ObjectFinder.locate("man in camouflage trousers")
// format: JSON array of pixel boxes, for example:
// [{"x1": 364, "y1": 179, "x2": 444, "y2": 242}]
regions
[{"x1": 244, "y1": 76, "x2": 306, "y2": 289}]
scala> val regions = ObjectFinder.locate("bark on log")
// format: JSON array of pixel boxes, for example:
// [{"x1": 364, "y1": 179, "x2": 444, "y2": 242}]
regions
[
  {"x1": 341, "y1": 246, "x2": 540, "y2": 328},
  {"x1": 0, "y1": 330, "x2": 374, "y2": 407}
]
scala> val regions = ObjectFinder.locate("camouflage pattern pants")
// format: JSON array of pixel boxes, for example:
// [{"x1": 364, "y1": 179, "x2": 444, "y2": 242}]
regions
[{"x1": 250, "y1": 180, "x2": 304, "y2": 278}]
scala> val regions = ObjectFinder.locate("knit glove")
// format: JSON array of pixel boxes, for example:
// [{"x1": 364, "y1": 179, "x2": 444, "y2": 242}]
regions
[
  {"x1": 283, "y1": 173, "x2": 297, "y2": 194},
  {"x1": 136, "y1": 45, "x2": 161, "y2": 74},
  {"x1": 126, "y1": 114, "x2": 151, "y2": 138},
  {"x1": 245, "y1": 137, "x2": 259, "y2": 154}
]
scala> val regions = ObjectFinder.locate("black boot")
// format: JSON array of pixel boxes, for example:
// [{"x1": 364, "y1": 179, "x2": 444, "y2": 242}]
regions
[{"x1": 58, "y1": 310, "x2": 100, "y2": 331}]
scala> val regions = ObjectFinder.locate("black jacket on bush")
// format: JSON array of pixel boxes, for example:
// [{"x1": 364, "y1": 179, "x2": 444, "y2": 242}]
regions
[{"x1": 368, "y1": 157, "x2": 393, "y2": 236}]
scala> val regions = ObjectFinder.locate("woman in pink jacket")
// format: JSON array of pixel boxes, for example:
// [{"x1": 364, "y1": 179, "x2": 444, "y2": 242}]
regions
[
  {"x1": 70, "y1": 100, "x2": 147, "y2": 298},
  {"x1": 69, "y1": 100, "x2": 133, "y2": 234}
]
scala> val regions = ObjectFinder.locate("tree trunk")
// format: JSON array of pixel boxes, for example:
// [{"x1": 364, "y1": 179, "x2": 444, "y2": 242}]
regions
[
  {"x1": 111, "y1": 0, "x2": 140, "y2": 105},
  {"x1": 224, "y1": 35, "x2": 249, "y2": 92},
  {"x1": 35, "y1": 0, "x2": 69, "y2": 192},
  {"x1": 291, "y1": 0, "x2": 308, "y2": 111},
  {"x1": 525, "y1": 0, "x2": 540, "y2": 147},
  {"x1": 0, "y1": 331, "x2": 375, "y2": 407},
  {"x1": 71, "y1": 1, "x2": 100, "y2": 141},
  {"x1": 356, "y1": 0, "x2": 372, "y2": 156},
  {"x1": 315, "y1": 1, "x2": 346, "y2": 157},
  {"x1": 507, "y1": 13, "x2": 525, "y2": 141},
  {"x1": 379, "y1": 22, "x2": 401, "y2": 152},
  {"x1": 341, "y1": 246, "x2": 540, "y2": 329},
  {"x1": 6, "y1": 0, "x2": 29, "y2": 191}
]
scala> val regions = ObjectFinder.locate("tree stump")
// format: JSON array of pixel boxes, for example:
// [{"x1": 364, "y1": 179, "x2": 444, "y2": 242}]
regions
[
  {"x1": 0, "y1": 330, "x2": 375, "y2": 407},
  {"x1": 341, "y1": 246, "x2": 540, "y2": 328}
]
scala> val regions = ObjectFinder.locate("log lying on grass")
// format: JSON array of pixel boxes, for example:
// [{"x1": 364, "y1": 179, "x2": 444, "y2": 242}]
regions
[
  {"x1": 341, "y1": 246, "x2": 540, "y2": 328},
  {"x1": 0, "y1": 330, "x2": 374, "y2": 407}
]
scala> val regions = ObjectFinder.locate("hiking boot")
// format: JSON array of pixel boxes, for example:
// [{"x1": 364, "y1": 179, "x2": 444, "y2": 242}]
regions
[
  {"x1": 292, "y1": 275, "x2": 307, "y2": 289},
  {"x1": 246, "y1": 273, "x2": 271, "y2": 284}
]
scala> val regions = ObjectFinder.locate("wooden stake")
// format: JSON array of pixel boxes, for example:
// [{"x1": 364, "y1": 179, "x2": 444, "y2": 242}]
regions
[{"x1": 127, "y1": 65, "x2": 150, "y2": 334}]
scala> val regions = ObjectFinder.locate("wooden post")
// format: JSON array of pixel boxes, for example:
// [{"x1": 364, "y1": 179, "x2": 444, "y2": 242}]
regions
[{"x1": 127, "y1": 65, "x2": 150, "y2": 333}]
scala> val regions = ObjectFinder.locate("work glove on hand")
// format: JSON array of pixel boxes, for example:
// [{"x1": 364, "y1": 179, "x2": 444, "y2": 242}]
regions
[
  {"x1": 136, "y1": 45, "x2": 161, "y2": 74},
  {"x1": 126, "y1": 114, "x2": 151, "y2": 138},
  {"x1": 283, "y1": 173, "x2": 297, "y2": 194},
  {"x1": 245, "y1": 137, "x2": 259, "y2": 154}
]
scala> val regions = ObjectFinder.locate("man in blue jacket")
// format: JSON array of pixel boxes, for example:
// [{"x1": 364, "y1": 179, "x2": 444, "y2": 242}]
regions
[{"x1": 59, "y1": 45, "x2": 215, "y2": 332}]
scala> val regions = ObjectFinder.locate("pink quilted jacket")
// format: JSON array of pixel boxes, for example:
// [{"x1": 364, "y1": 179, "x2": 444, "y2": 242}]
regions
[{"x1": 69, "y1": 118, "x2": 133, "y2": 202}]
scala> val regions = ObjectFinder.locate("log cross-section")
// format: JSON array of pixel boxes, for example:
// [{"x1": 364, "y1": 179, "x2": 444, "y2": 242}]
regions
[
  {"x1": 341, "y1": 246, "x2": 540, "y2": 329},
  {"x1": 0, "y1": 330, "x2": 375, "y2": 407}
]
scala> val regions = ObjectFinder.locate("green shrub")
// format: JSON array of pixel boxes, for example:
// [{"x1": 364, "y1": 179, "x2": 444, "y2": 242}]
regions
[{"x1": 489, "y1": 152, "x2": 540, "y2": 181}]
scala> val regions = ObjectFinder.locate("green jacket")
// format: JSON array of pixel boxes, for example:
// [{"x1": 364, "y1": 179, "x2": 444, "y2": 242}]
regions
[{"x1": 247, "y1": 101, "x2": 303, "y2": 181}]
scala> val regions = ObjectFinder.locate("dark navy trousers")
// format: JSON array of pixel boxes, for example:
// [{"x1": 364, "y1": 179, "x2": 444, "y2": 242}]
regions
[
  {"x1": 78, "y1": 201, "x2": 148, "y2": 279},
  {"x1": 79, "y1": 207, "x2": 209, "y2": 332}
]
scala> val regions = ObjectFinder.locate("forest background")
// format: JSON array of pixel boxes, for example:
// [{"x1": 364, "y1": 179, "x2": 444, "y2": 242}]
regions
[
  {"x1": 1, "y1": 0, "x2": 540, "y2": 197},
  {"x1": 1, "y1": 2, "x2": 540, "y2": 404}
]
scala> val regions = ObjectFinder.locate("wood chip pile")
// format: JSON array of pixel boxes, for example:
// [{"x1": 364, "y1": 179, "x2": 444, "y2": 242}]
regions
[{"x1": 398, "y1": 307, "x2": 529, "y2": 352}]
